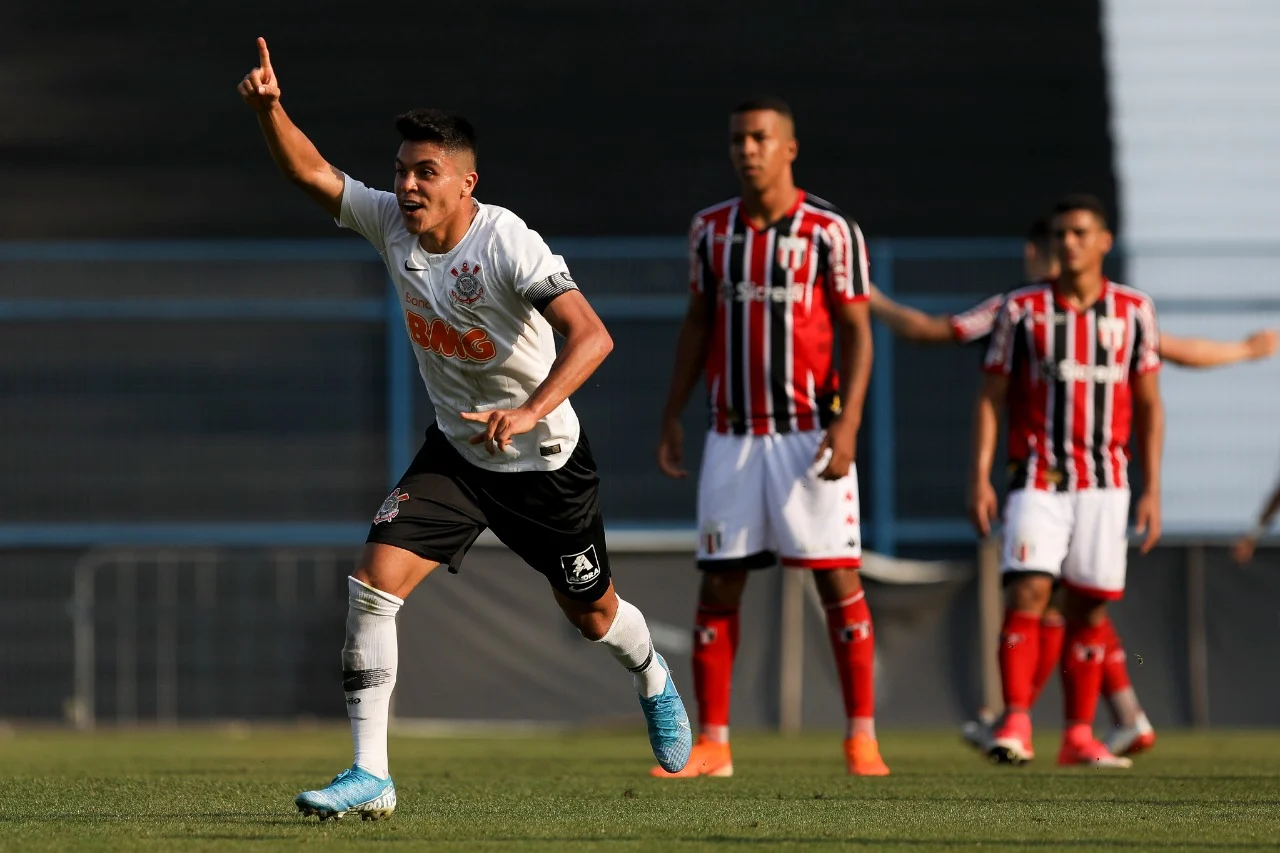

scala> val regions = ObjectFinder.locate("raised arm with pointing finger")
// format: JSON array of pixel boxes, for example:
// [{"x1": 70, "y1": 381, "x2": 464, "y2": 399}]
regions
[{"x1": 238, "y1": 37, "x2": 345, "y2": 217}]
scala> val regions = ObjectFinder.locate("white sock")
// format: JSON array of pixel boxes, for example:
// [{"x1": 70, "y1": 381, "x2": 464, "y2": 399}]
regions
[
  {"x1": 703, "y1": 725, "x2": 730, "y2": 744},
  {"x1": 1107, "y1": 686, "x2": 1142, "y2": 729},
  {"x1": 594, "y1": 597, "x2": 668, "y2": 698},
  {"x1": 343, "y1": 576, "x2": 402, "y2": 779},
  {"x1": 848, "y1": 717, "x2": 876, "y2": 740}
]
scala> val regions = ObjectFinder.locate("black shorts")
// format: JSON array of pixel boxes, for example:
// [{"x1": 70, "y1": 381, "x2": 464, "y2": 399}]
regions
[{"x1": 366, "y1": 424, "x2": 612, "y2": 601}]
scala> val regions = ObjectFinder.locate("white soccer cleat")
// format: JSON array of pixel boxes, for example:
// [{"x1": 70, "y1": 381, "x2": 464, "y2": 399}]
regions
[{"x1": 1104, "y1": 715, "x2": 1156, "y2": 757}]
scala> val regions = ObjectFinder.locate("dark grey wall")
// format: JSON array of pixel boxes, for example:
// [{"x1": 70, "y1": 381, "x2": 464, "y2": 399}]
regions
[
  {"x1": 4, "y1": 544, "x2": 1275, "y2": 728},
  {"x1": 3, "y1": 0, "x2": 1115, "y2": 239}
]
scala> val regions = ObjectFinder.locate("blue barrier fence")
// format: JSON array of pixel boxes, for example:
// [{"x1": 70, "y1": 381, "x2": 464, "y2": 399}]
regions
[{"x1": 3, "y1": 237, "x2": 1276, "y2": 553}]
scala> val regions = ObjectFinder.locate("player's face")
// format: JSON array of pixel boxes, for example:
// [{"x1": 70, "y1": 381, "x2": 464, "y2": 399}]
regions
[
  {"x1": 1052, "y1": 209, "x2": 1112, "y2": 275},
  {"x1": 393, "y1": 141, "x2": 478, "y2": 235},
  {"x1": 729, "y1": 110, "x2": 797, "y2": 193}
]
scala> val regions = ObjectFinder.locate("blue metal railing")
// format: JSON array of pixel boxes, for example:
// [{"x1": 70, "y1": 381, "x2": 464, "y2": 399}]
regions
[{"x1": 4, "y1": 237, "x2": 1275, "y2": 553}]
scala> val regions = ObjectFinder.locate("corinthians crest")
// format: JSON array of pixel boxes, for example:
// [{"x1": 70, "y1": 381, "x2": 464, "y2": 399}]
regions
[
  {"x1": 449, "y1": 261, "x2": 485, "y2": 305},
  {"x1": 373, "y1": 488, "x2": 410, "y2": 524}
]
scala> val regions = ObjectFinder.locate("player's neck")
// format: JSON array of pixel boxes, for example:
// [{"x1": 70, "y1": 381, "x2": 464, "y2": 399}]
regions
[
  {"x1": 418, "y1": 200, "x2": 479, "y2": 255},
  {"x1": 740, "y1": 182, "x2": 799, "y2": 229},
  {"x1": 1054, "y1": 269, "x2": 1106, "y2": 309}
]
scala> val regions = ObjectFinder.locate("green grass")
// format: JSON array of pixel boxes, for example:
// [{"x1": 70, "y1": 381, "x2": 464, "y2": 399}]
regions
[{"x1": 0, "y1": 727, "x2": 1278, "y2": 851}]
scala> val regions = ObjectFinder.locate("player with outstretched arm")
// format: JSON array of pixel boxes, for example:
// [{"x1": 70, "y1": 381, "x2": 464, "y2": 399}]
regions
[
  {"x1": 969, "y1": 194, "x2": 1163, "y2": 768},
  {"x1": 238, "y1": 38, "x2": 690, "y2": 820},
  {"x1": 873, "y1": 215, "x2": 1276, "y2": 759}
]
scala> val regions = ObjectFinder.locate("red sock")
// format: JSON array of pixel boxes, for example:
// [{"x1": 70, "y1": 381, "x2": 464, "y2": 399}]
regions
[
  {"x1": 1030, "y1": 614, "x2": 1066, "y2": 704},
  {"x1": 823, "y1": 589, "x2": 876, "y2": 719},
  {"x1": 1061, "y1": 621, "x2": 1108, "y2": 726},
  {"x1": 998, "y1": 610, "x2": 1041, "y2": 712},
  {"x1": 1100, "y1": 617, "x2": 1131, "y2": 694},
  {"x1": 692, "y1": 604, "x2": 739, "y2": 734}
]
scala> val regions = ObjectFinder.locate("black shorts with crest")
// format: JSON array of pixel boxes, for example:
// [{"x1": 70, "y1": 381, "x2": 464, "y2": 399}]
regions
[{"x1": 366, "y1": 424, "x2": 611, "y2": 601}]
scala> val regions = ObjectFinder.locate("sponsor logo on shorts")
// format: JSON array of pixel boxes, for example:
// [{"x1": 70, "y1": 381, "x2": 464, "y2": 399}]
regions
[
  {"x1": 1014, "y1": 537, "x2": 1036, "y2": 563},
  {"x1": 560, "y1": 544, "x2": 601, "y2": 591},
  {"x1": 695, "y1": 626, "x2": 718, "y2": 645},
  {"x1": 701, "y1": 521, "x2": 724, "y2": 556},
  {"x1": 373, "y1": 488, "x2": 410, "y2": 524}
]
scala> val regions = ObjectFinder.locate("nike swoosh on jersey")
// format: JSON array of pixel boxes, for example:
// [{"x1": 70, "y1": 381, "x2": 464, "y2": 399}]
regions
[{"x1": 404, "y1": 259, "x2": 427, "y2": 271}]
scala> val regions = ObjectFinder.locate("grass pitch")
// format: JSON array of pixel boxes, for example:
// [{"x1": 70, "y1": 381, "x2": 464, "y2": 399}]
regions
[{"x1": 1, "y1": 727, "x2": 1278, "y2": 851}]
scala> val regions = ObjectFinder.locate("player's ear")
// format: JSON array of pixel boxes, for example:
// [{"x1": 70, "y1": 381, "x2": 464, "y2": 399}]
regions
[
  {"x1": 787, "y1": 137, "x2": 798, "y2": 164},
  {"x1": 1100, "y1": 228, "x2": 1114, "y2": 254},
  {"x1": 462, "y1": 169, "x2": 478, "y2": 198}
]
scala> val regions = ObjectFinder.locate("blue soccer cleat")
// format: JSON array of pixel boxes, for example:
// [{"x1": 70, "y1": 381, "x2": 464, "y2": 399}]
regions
[
  {"x1": 295, "y1": 766, "x2": 396, "y2": 821},
  {"x1": 639, "y1": 654, "x2": 693, "y2": 773}
]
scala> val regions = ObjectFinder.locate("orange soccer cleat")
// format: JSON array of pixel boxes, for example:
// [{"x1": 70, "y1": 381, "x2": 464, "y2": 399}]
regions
[
  {"x1": 649, "y1": 736, "x2": 734, "y2": 778},
  {"x1": 988, "y1": 710, "x2": 1035, "y2": 765},
  {"x1": 844, "y1": 732, "x2": 891, "y2": 776},
  {"x1": 1057, "y1": 726, "x2": 1132, "y2": 768}
]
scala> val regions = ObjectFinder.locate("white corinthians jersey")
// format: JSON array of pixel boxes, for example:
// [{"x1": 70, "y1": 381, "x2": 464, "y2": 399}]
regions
[{"x1": 340, "y1": 177, "x2": 582, "y2": 472}]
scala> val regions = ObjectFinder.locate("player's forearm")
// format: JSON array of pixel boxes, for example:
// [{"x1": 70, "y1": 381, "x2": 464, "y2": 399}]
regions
[
  {"x1": 660, "y1": 314, "x2": 709, "y2": 423},
  {"x1": 1134, "y1": 398, "x2": 1165, "y2": 497},
  {"x1": 969, "y1": 393, "x2": 1001, "y2": 484},
  {"x1": 870, "y1": 291, "x2": 953, "y2": 344},
  {"x1": 1158, "y1": 334, "x2": 1248, "y2": 369},
  {"x1": 522, "y1": 325, "x2": 614, "y2": 422},
  {"x1": 256, "y1": 103, "x2": 334, "y2": 187},
  {"x1": 835, "y1": 317, "x2": 873, "y2": 430},
  {"x1": 1257, "y1": 486, "x2": 1280, "y2": 527}
]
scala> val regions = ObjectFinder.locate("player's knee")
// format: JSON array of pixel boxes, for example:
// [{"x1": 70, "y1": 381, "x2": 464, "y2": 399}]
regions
[
  {"x1": 569, "y1": 609, "x2": 613, "y2": 641},
  {"x1": 699, "y1": 570, "x2": 747, "y2": 608},
  {"x1": 1061, "y1": 588, "x2": 1108, "y2": 624},
  {"x1": 1004, "y1": 574, "x2": 1053, "y2": 613},
  {"x1": 811, "y1": 567, "x2": 862, "y2": 604}
]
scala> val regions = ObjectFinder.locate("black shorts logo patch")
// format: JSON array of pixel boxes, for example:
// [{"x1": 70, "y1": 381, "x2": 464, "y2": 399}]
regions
[
  {"x1": 560, "y1": 544, "x2": 601, "y2": 591},
  {"x1": 539, "y1": 443, "x2": 562, "y2": 457},
  {"x1": 373, "y1": 488, "x2": 410, "y2": 524}
]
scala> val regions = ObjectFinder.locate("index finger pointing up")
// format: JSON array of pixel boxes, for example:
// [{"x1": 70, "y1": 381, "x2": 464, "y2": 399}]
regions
[{"x1": 257, "y1": 37, "x2": 272, "y2": 76}]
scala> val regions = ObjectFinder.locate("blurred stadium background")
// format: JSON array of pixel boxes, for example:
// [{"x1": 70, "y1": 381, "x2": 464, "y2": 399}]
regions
[{"x1": 2, "y1": 0, "x2": 1278, "y2": 735}]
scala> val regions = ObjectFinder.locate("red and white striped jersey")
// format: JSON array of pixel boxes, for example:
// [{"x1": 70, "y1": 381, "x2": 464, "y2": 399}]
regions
[
  {"x1": 950, "y1": 292, "x2": 1005, "y2": 345},
  {"x1": 689, "y1": 192, "x2": 869, "y2": 435},
  {"x1": 983, "y1": 280, "x2": 1161, "y2": 491}
]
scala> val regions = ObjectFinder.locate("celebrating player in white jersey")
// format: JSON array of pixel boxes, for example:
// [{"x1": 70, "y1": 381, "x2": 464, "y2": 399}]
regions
[
  {"x1": 653, "y1": 98, "x2": 888, "y2": 778},
  {"x1": 238, "y1": 38, "x2": 690, "y2": 820}
]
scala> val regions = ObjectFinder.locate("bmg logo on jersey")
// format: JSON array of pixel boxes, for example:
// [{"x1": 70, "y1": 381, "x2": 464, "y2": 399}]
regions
[
  {"x1": 560, "y1": 544, "x2": 601, "y2": 591},
  {"x1": 405, "y1": 309, "x2": 496, "y2": 362}
]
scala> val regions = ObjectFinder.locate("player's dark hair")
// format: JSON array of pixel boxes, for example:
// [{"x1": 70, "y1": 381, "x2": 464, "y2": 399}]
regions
[
  {"x1": 1052, "y1": 193, "x2": 1109, "y2": 230},
  {"x1": 732, "y1": 97, "x2": 794, "y2": 126},
  {"x1": 1026, "y1": 215, "x2": 1052, "y2": 250},
  {"x1": 394, "y1": 108, "x2": 477, "y2": 164}
]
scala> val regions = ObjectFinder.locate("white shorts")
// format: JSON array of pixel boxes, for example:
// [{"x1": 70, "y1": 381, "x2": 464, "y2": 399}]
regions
[
  {"x1": 1002, "y1": 488, "x2": 1131, "y2": 599},
  {"x1": 696, "y1": 430, "x2": 862, "y2": 570}
]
